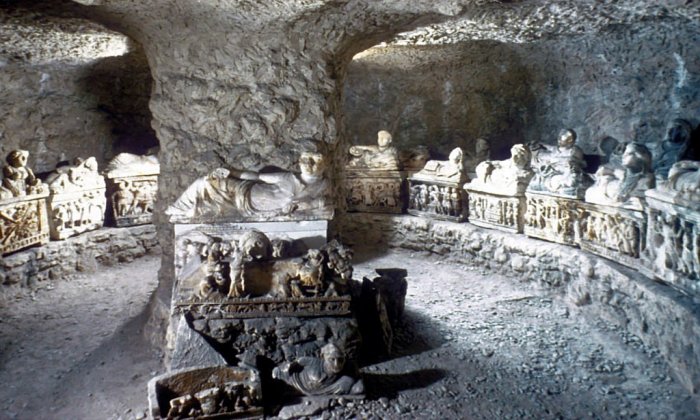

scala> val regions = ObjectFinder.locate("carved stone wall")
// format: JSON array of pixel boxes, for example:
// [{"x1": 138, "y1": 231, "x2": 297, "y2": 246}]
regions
[
  {"x1": 345, "y1": 23, "x2": 700, "y2": 159},
  {"x1": 336, "y1": 213, "x2": 700, "y2": 395},
  {"x1": 0, "y1": 225, "x2": 159, "y2": 289},
  {"x1": 0, "y1": 54, "x2": 156, "y2": 173}
]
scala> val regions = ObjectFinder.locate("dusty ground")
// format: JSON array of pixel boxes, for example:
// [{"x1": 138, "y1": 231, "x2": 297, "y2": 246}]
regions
[{"x1": 0, "y1": 248, "x2": 698, "y2": 419}]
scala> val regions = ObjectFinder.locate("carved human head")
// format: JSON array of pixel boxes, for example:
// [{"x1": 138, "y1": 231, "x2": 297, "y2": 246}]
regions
[
  {"x1": 622, "y1": 143, "x2": 652, "y2": 173},
  {"x1": 665, "y1": 118, "x2": 692, "y2": 145},
  {"x1": 320, "y1": 343, "x2": 345, "y2": 375},
  {"x1": 510, "y1": 144, "x2": 531, "y2": 169},
  {"x1": 6, "y1": 150, "x2": 29, "y2": 168},
  {"x1": 299, "y1": 152, "x2": 326, "y2": 176},
  {"x1": 238, "y1": 230, "x2": 271, "y2": 261},
  {"x1": 448, "y1": 147, "x2": 463, "y2": 165},
  {"x1": 558, "y1": 129, "x2": 576, "y2": 148},
  {"x1": 377, "y1": 130, "x2": 393, "y2": 148},
  {"x1": 475, "y1": 138, "x2": 490, "y2": 157}
]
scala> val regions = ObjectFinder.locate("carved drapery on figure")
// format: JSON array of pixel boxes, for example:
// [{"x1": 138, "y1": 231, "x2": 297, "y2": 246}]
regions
[
  {"x1": 272, "y1": 343, "x2": 364, "y2": 397},
  {"x1": 104, "y1": 153, "x2": 160, "y2": 227},
  {"x1": 466, "y1": 144, "x2": 534, "y2": 196},
  {"x1": 46, "y1": 157, "x2": 106, "y2": 240},
  {"x1": 464, "y1": 144, "x2": 533, "y2": 233},
  {"x1": 345, "y1": 131, "x2": 404, "y2": 214},
  {"x1": 585, "y1": 143, "x2": 655, "y2": 211},
  {"x1": 528, "y1": 129, "x2": 592, "y2": 199},
  {"x1": 0, "y1": 150, "x2": 49, "y2": 255},
  {"x1": 167, "y1": 152, "x2": 333, "y2": 223}
]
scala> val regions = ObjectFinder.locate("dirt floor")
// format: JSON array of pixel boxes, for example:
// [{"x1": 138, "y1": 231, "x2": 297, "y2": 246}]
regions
[{"x1": 1, "y1": 248, "x2": 698, "y2": 419}]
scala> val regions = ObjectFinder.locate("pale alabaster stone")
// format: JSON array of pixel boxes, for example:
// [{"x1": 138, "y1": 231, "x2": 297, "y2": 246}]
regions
[
  {"x1": 346, "y1": 130, "x2": 400, "y2": 171},
  {"x1": 167, "y1": 152, "x2": 333, "y2": 223},
  {"x1": 104, "y1": 153, "x2": 160, "y2": 227},
  {"x1": 408, "y1": 148, "x2": 468, "y2": 222},
  {"x1": 528, "y1": 129, "x2": 592, "y2": 199},
  {"x1": 584, "y1": 143, "x2": 655, "y2": 212},
  {"x1": 524, "y1": 129, "x2": 591, "y2": 245},
  {"x1": 46, "y1": 157, "x2": 106, "y2": 240},
  {"x1": 641, "y1": 160, "x2": 700, "y2": 296},
  {"x1": 578, "y1": 144, "x2": 654, "y2": 268},
  {"x1": 464, "y1": 144, "x2": 534, "y2": 233},
  {"x1": 0, "y1": 150, "x2": 50, "y2": 255},
  {"x1": 346, "y1": 131, "x2": 404, "y2": 214},
  {"x1": 523, "y1": 192, "x2": 579, "y2": 246},
  {"x1": 468, "y1": 144, "x2": 534, "y2": 196}
]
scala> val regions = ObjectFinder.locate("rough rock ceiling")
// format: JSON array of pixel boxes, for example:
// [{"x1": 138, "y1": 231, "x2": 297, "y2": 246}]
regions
[
  {"x1": 0, "y1": 3, "x2": 131, "y2": 65},
  {"x1": 388, "y1": 0, "x2": 700, "y2": 45},
  {"x1": 1, "y1": 0, "x2": 698, "y2": 64}
]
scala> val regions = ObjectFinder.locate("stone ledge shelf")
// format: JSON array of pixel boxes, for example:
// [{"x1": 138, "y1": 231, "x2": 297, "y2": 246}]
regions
[
  {"x1": 0, "y1": 225, "x2": 159, "y2": 289},
  {"x1": 337, "y1": 213, "x2": 700, "y2": 396}
]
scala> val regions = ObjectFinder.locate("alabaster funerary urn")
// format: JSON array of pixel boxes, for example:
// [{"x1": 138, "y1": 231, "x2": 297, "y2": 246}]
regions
[{"x1": 0, "y1": 150, "x2": 50, "y2": 256}]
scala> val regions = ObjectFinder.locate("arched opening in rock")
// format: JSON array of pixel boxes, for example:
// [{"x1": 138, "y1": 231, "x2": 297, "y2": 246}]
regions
[{"x1": 0, "y1": 0, "x2": 159, "y2": 176}]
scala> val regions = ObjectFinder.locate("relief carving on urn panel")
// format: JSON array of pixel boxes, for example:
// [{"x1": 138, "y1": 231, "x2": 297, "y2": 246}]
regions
[
  {"x1": 173, "y1": 228, "x2": 354, "y2": 319},
  {"x1": 578, "y1": 202, "x2": 646, "y2": 268},
  {"x1": 641, "y1": 160, "x2": 700, "y2": 296},
  {"x1": 46, "y1": 157, "x2": 106, "y2": 240},
  {"x1": 104, "y1": 153, "x2": 160, "y2": 227},
  {"x1": 466, "y1": 191, "x2": 524, "y2": 233},
  {"x1": 523, "y1": 193, "x2": 579, "y2": 245},
  {"x1": 0, "y1": 150, "x2": 50, "y2": 255},
  {"x1": 407, "y1": 147, "x2": 468, "y2": 221}
]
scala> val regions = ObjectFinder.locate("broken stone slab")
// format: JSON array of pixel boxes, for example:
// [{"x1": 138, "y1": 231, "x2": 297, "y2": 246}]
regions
[{"x1": 147, "y1": 365, "x2": 263, "y2": 419}]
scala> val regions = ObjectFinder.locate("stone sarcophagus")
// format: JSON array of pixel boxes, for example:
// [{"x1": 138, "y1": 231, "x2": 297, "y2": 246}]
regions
[
  {"x1": 0, "y1": 191, "x2": 50, "y2": 255},
  {"x1": 641, "y1": 161, "x2": 700, "y2": 296},
  {"x1": 345, "y1": 170, "x2": 404, "y2": 214},
  {"x1": 104, "y1": 153, "x2": 159, "y2": 227},
  {"x1": 0, "y1": 150, "x2": 50, "y2": 255},
  {"x1": 46, "y1": 157, "x2": 106, "y2": 240},
  {"x1": 463, "y1": 144, "x2": 534, "y2": 233},
  {"x1": 581, "y1": 142, "x2": 655, "y2": 268},
  {"x1": 345, "y1": 130, "x2": 404, "y2": 214},
  {"x1": 524, "y1": 129, "x2": 591, "y2": 245},
  {"x1": 170, "y1": 228, "x2": 363, "y2": 392},
  {"x1": 407, "y1": 147, "x2": 468, "y2": 222},
  {"x1": 578, "y1": 202, "x2": 646, "y2": 268}
]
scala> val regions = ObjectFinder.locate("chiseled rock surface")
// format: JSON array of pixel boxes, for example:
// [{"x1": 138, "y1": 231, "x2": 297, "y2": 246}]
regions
[
  {"x1": 0, "y1": 225, "x2": 160, "y2": 289},
  {"x1": 337, "y1": 213, "x2": 700, "y2": 396}
]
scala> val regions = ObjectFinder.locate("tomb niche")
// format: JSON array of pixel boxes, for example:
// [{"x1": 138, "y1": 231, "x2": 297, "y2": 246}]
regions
[
  {"x1": 162, "y1": 152, "x2": 374, "y2": 416},
  {"x1": 464, "y1": 144, "x2": 535, "y2": 233},
  {"x1": 524, "y1": 129, "x2": 592, "y2": 245},
  {"x1": 45, "y1": 157, "x2": 106, "y2": 240},
  {"x1": 345, "y1": 130, "x2": 404, "y2": 214},
  {"x1": 0, "y1": 150, "x2": 50, "y2": 255},
  {"x1": 104, "y1": 152, "x2": 160, "y2": 227},
  {"x1": 642, "y1": 160, "x2": 700, "y2": 296},
  {"x1": 580, "y1": 143, "x2": 655, "y2": 267},
  {"x1": 407, "y1": 147, "x2": 468, "y2": 221}
]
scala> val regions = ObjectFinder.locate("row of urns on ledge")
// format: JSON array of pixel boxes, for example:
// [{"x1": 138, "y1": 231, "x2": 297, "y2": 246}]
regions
[
  {"x1": 344, "y1": 127, "x2": 699, "y2": 296},
  {"x1": 0, "y1": 150, "x2": 160, "y2": 256}
]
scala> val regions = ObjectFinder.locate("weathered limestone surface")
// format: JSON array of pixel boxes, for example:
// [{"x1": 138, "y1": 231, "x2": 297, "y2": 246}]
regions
[
  {"x1": 337, "y1": 213, "x2": 700, "y2": 395},
  {"x1": 0, "y1": 4, "x2": 156, "y2": 172},
  {"x1": 0, "y1": 225, "x2": 159, "y2": 289},
  {"x1": 346, "y1": 22, "x2": 700, "y2": 160}
]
